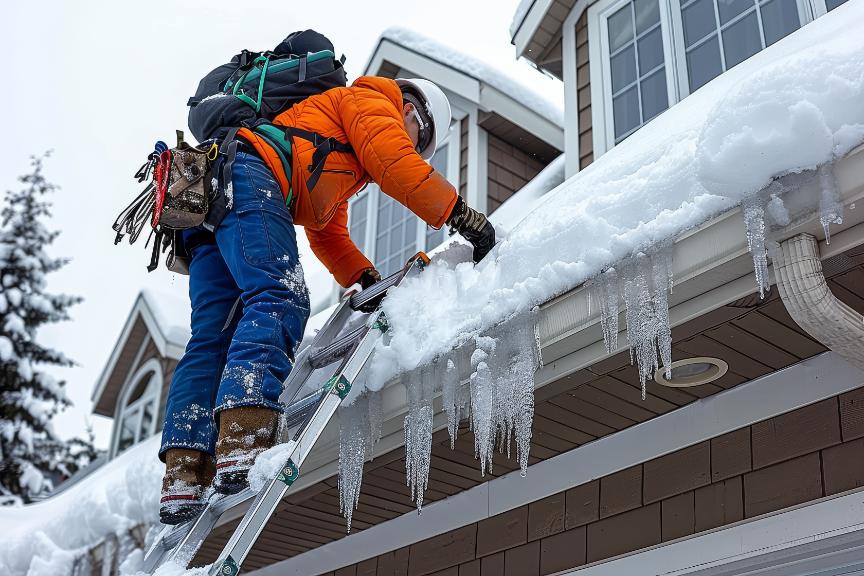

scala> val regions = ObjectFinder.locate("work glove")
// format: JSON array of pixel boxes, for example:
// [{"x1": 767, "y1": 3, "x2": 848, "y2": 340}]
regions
[
  {"x1": 446, "y1": 196, "x2": 496, "y2": 263},
  {"x1": 354, "y1": 267, "x2": 384, "y2": 313}
]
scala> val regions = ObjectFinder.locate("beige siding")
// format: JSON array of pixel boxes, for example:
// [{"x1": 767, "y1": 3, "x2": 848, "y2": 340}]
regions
[
  {"x1": 486, "y1": 134, "x2": 545, "y2": 213},
  {"x1": 576, "y1": 13, "x2": 593, "y2": 169}
]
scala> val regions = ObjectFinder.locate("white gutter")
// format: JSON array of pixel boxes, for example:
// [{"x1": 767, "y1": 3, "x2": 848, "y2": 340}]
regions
[{"x1": 774, "y1": 233, "x2": 864, "y2": 372}]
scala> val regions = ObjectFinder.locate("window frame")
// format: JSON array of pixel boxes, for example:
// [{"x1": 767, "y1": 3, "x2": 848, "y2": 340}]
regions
[
  {"x1": 348, "y1": 119, "x2": 462, "y2": 271},
  {"x1": 588, "y1": 0, "x2": 819, "y2": 155},
  {"x1": 111, "y1": 357, "x2": 163, "y2": 458}
]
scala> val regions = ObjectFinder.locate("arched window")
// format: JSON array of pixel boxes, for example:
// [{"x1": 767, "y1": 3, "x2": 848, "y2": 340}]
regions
[{"x1": 113, "y1": 358, "x2": 162, "y2": 457}]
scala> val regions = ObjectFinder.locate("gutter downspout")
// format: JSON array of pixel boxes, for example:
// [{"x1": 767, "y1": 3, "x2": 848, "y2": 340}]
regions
[{"x1": 774, "y1": 233, "x2": 864, "y2": 372}]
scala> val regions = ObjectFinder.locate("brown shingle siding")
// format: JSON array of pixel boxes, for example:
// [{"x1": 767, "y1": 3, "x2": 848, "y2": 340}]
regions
[
  {"x1": 840, "y1": 387, "x2": 864, "y2": 441},
  {"x1": 599, "y1": 465, "x2": 642, "y2": 518},
  {"x1": 458, "y1": 560, "x2": 480, "y2": 576},
  {"x1": 477, "y1": 506, "x2": 528, "y2": 557},
  {"x1": 661, "y1": 492, "x2": 695, "y2": 541},
  {"x1": 480, "y1": 553, "x2": 504, "y2": 576},
  {"x1": 694, "y1": 476, "x2": 744, "y2": 532},
  {"x1": 823, "y1": 438, "x2": 864, "y2": 495},
  {"x1": 565, "y1": 480, "x2": 599, "y2": 529},
  {"x1": 587, "y1": 503, "x2": 661, "y2": 563},
  {"x1": 575, "y1": 12, "x2": 592, "y2": 169},
  {"x1": 459, "y1": 118, "x2": 469, "y2": 198},
  {"x1": 528, "y1": 494, "x2": 565, "y2": 541},
  {"x1": 377, "y1": 548, "x2": 409, "y2": 576},
  {"x1": 486, "y1": 134, "x2": 544, "y2": 214},
  {"x1": 644, "y1": 442, "x2": 710, "y2": 503},
  {"x1": 540, "y1": 527, "x2": 586, "y2": 575},
  {"x1": 505, "y1": 541, "x2": 540, "y2": 576},
  {"x1": 744, "y1": 453, "x2": 823, "y2": 518},
  {"x1": 711, "y1": 428, "x2": 752, "y2": 482},
  {"x1": 357, "y1": 558, "x2": 378, "y2": 576},
  {"x1": 409, "y1": 525, "x2": 477, "y2": 576},
  {"x1": 751, "y1": 398, "x2": 841, "y2": 468}
]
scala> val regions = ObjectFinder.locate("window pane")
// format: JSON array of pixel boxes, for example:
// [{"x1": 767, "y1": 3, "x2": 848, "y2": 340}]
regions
[
  {"x1": 139, "y1": 400, "x2": 154, "y2": 440},
  {"x1": 128, "y1": 372, "x2": 153, "y2": 404},
  {"x1": 430, "y1": 144, "x2": 449, "y2": 179},
  {"x1": 637, "y1": 27, "x2": 664, "y2": 73},
  {"x1": 608, "y1": 5, "x2": 635, "y2": 52},
  {"x1": 686, "y1": 35, "x2": 723, "y2": 90},
  {"x1": 611, "y1": 45, "x2": 637, "y2": 93},
  {"x1": 426, "y1": 226, "x2": 446, "y2": 252},
  {"x1": 760, "y1": 0, "x2": 800, "y2": 46},
  {"x1": 826, "y1": 0, "x2": 848, "y2": 10},
  {"x1": 640, "y1": 68, "x2": 669, "y2": 121},
  {"x1": 717, "y1": 0, "x2": 754, "y2": 24},
  {"x1": 349, "y1": 195, "x2": 368, "y2": 254},
  {"x1": 613, "y1": 86, "x2": 640, "y2": 139},
  {"x1": 634, "y1": 0, "x2": 661, "y2": 34},
  {"x1": 118, "y1": 411, "x2": 137, "y2": 454},
  {"x1": 682, "y1": 0, "x2": 717, "y2": 46},
  {"x1": 722, "y1": 11, "x2": 761, "y2": 68}
]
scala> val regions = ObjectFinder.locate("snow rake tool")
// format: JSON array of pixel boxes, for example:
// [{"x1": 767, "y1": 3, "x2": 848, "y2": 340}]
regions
[{"x1": 142, "y1": 252, "x2": 430, "y2": 575}]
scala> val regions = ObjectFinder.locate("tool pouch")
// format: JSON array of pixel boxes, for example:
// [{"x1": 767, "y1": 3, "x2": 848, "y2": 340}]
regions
[{"x1": 155, "y1": 132, "x2": 215, "y2": 230}]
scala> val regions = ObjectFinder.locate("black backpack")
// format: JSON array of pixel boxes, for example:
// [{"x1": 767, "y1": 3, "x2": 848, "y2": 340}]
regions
[{"x1": 187, "y1": 29, "x2": 348, "y2": 142}]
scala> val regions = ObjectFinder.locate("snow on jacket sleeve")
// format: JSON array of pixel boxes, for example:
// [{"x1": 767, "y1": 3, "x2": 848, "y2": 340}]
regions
[
  {"x1": 305, "y1": 202, "x2": 373, "y2": 288},
  {"x1": 338, "y1": 79, "x2": 458, "y2": 229}
]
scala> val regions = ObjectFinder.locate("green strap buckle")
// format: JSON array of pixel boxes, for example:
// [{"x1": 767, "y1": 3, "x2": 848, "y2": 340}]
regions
[
  {"x1": 276, "y1": 459, "x2": 300, "y2": 486},
  {"x1": 211, "y1": 555, "x2": 239, "y2": 576},
  {"x1": 325, "y1": 375, "x2": 351, "y2": 399},
  {"x1": 372, "y1": 313, "x2": 389, "y2": 333}
]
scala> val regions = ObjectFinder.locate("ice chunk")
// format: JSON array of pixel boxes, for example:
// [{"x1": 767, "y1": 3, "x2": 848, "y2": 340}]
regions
[
  {"x1": 337, "y1": 391, "x2": 382, "y2": 532},
  {"x1": 621, "y1": 249, "x2": 673, "y2": 398},
  {"x1": 742, "y1": 194, "x2": 769, "y2": 299},
  {"x1": 590, "y1": 267, "x2": 620, "y2": 353},
  {"x1": 404, "y1": 365, "x2": 436, "y2": 512},
  {"x1": 818, "y1": 164, "x2": 843, "y2": 244},
  {"x1": 442, "y1": 355, "x2": 470, "y2": 449}
]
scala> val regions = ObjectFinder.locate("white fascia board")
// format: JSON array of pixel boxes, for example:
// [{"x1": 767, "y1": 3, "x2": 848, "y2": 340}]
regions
[
  {"x1": 245, "y1": 351, "x2": 864, "y2": 576},
  {"x1": 513, "y1": 0, "x2": 557, "y2": 59},
  {"x1": 562, "y1": 486, "x2": 864, "y2": 576},
  {"x1": 478, "y1": 83, "x2": 565, "y2": 148}
]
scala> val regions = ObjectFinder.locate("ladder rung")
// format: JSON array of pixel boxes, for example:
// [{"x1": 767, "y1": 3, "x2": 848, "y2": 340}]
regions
[
  {"x1": 348, "y1": 271, "x2": 402, "y2": 310},
  {"x1": 308, "y1": 325, "x2": 366, "y2": 368},
  {"x1": 283, "y1": 389, "x2": 325, "y2": 429}
]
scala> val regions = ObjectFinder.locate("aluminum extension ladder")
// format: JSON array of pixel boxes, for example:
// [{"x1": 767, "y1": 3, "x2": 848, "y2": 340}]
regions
[{"x1": 142, "y1": 253, "x2": 430, "y2": 575}]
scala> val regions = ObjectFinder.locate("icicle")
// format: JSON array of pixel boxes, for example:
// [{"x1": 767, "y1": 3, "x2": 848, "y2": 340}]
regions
[
  {"x1": 404, "y1": 365, "x2": 435, "y2": 512},
  {"x1": 469, "y1": 342, "x2": 495, "y2": 476},
  {"x1": 818, "y1": 164, "x2": 843, "y2": 244},
  {"x1": 620, "y1": 248, "x2": 673, "y2": 396},
  {"x1": 591, "y1": 268, "x2": 620, "y2": 353},
  {"x1": 742, "y1": 194, "x2": 769, "y2": 298},
  {"x1": 338, "y1": 392, "x2": 379, "y2": 532},
  {"x1": 442, "y1": 356, "x2": 470, "y2": 448}
]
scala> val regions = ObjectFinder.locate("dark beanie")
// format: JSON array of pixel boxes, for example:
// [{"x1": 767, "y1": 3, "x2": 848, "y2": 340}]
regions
[{"x1": 274, "y1": 30, "x2": 334, "y2": 56}]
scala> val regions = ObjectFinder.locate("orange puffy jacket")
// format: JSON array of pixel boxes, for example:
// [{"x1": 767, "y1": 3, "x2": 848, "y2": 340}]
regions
[{"x1": 236, "y1": 76, "x2": 458, "y2": 287}]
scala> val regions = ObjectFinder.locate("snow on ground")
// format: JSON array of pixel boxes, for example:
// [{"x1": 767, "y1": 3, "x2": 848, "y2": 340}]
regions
[
  {"x1": 380, "y1": 27, "x2": 564, "y2": 126},
  {"x1": 371, "y1": 2, "x2": 864, "y2": 385},
  {"x1": 0, "y1": 436, "x2": 163, "y2": 576}
]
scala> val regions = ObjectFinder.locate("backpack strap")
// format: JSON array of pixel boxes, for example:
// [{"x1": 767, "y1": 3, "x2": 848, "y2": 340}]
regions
[{"x1": 284, "y1": 127, "x2": 353, "y2": 192}]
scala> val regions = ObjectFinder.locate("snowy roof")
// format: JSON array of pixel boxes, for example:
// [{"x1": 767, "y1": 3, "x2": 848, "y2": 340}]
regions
[
  {"x1": 376, "y1": 27, "x2": 564, "y2": 127},
  {"x1": 368, "y1": 2, "x2": 864, "y2": 385},
  {"x1": 0, "y1": 436, "x2": 162, "y2": 575},
  {"x1": 140, "y1": 287, "x2": 192, "y2": 347},
  {"x1": 510, "y1": 0, "x2": 535, "y2": 38}
]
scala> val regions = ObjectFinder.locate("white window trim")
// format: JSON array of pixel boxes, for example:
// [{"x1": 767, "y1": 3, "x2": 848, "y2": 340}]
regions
[
  {"x1": 348, "y1": 117, "x2": 463, "y2": 268},
  {"x1": 587, "y1": 0, "x2": 821, "y2": 156},
  {"x1": 110, "y1": 357, "x2": 163, "y2": 459}
]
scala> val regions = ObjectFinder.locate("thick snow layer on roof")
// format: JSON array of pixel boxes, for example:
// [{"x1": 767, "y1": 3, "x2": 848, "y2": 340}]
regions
[
  {"x1": 0, "y1": 436, "x2": 162, "y2": 575},
  {"x1": 141, "y1": 286, "x2": 191, "y2": 346},
  {"x1": 379, "y1": 27, "x2": 564, "y2": 127},
  {"x1": 370, "y1": 3, "x2": 864, "y2": 384},
  {"x1": 510, "y1": 0, "x2": 535, "y2": 38}
]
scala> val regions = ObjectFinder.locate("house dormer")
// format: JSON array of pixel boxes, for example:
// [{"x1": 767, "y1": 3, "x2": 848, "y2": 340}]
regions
[
  {"x1": 91, "y1": 290, "x2": 190, "y2": 460},
  {"x1": 353, "y1": 28, "x2": 565, "y2": 277},
  {"x1": 510, "y1": 0, "x2": 851, "y2": 178}
]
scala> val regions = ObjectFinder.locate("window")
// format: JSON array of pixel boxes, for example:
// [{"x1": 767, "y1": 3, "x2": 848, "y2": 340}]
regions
[
  {"x1": 677, "y1": 0, "x2": 801, "y2": 92},
  {"x1": 606, "y1": 0, "x2": 670, "y2": 141},
  {"x1": 348, "y1": 123, "x2": 460, "y2": 275},
  {"x1": 113, "y1": 359, "x2": 162, "y2": 457},
  {"x1": 590, "y1": 0, "x2": 821, "y2": 153}
]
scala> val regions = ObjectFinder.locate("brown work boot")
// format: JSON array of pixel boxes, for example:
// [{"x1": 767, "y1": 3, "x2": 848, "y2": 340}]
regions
[
  {"x1": 214, "y1": 406, "x2": 279, "y2": 495},
  {"x1": 160, "y1": 448, "x2": 215, "y2": 525}
]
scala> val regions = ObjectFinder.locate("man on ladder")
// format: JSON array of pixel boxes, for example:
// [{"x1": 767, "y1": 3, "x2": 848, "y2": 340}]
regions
[{"x1": 158, "y1": 59, "x2": 496, "y2": 524}]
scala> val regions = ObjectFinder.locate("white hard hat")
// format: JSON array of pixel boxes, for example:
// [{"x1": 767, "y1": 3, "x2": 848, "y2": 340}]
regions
[{"x1": 396, "y1": 78, "x2": 452, "y2": 161}]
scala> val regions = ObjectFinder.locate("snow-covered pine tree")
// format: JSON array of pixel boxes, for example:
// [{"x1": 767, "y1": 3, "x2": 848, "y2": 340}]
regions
[{"x1": 0, "y1": 153, "x2": 83, "y2": 504}]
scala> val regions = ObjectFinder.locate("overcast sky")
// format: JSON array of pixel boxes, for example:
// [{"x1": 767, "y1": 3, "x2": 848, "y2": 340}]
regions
[{"x1": 1, "y1": 0, "x2": 562, "y2": 449}]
